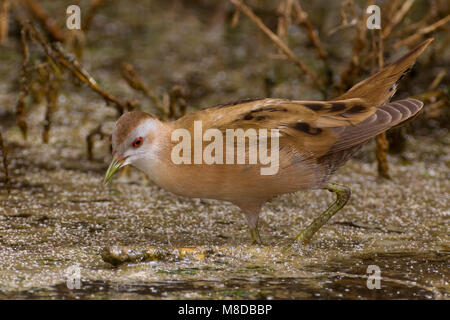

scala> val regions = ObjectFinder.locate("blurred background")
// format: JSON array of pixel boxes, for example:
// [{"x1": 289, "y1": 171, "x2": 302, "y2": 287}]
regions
[
  {"x1": 1, "y1": 1, "x2": 448, "y2": 150},
  {"x1": 0, "y1": 0, "x2": 448, "y2": 299}
]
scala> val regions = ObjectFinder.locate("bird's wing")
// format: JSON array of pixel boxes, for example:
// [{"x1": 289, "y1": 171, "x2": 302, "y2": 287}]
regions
[
  {"x1": 175, "y1": 97, "x2": 422, "y2": 161},
  {"x1": 169, "y1": 97, "x2": 423, "y2": 195},
  {"x1": 176, "y1": 97, "x2": 376, "y2": 159},
  {"x1": 172, "y1": 38, "x2": 432, "y2": 161}
]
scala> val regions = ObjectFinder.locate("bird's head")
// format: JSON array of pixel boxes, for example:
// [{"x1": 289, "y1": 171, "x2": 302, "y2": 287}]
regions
[{"x1": 104, "y1": 111, "x2": 160, "y2": 184}]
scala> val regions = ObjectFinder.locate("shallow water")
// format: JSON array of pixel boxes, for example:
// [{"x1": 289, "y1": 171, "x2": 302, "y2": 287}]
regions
[{"x1": 0, "y1": 125, "x2": 448, "y2": 299}]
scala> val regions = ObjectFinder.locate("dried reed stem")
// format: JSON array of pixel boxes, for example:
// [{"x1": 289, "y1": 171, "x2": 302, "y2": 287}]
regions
[
  {"x1": 168, "y1": 85, "x2": 187, "y2": 119},
  {"x1": 328, "y1": 0, "x2": 358, "y2": 36},
  {"x1": 292, "y1": 0, "x2": 332, "y2": 86},
  {"x1": 82, "y1": 0, "x2": 107, "y2": 31},
  {"x1": 292, "y1": 0, "x2": 327, "y2": 62},
  {"x1": 336, "y1": 14, "x2": 367, "y2": 93},
  {"x1": 21, "y1": 0, "x2": 65, "y2": 42},
  {"x1": 42, "y1": 66, "x2": 60, "y2": 143},
  {"x1": 394, "y1": 14, "x2": 450, "y2": 48},
  {"x1": 230, "y1": 0, "x2": 323, "y2": 92},
  {"x1": 21, "y1": 22, "x2": 128, "y2": 114},
  {"x1": 428, "y1": 70, "x2": 446, "y2": 91},
  {"x1": 374, "y1": 29, "x2": 390, "y2": 179},
  {"x1": 276, "y1": 0, "x2": 293, "y2": 44},
  {"x1": 0, "y1": 0, "x2": 10, "y2": 44},
  {"x1": 121, "y1": 63, "x2": 167, "y2": 118},
  {"x1": 16, "y1": 24, "x2": 30, "y2": 139},
  {"x1": 375, "y1": 132, "x2": 390, "y2": 179},
  {"x1": 52, "y1": 42, "x2": 128, "y2": 114},
  {"x1": 382, "y1": 0, "x2": 414, "y2": 39}
]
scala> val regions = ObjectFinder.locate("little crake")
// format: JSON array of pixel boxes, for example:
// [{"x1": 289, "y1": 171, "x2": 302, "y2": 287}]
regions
[{"x1": 104, "y1": 39, "x2": 432, "y2": 245}]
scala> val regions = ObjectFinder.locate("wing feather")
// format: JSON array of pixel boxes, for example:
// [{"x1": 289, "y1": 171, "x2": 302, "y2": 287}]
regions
[
  {"x1": 173, "y1": 98, "x2": 423, "y2": 184},
  {"x1": 326, "y1": 99, "x2": 423, "y2": 154},
  {"x1": 175, "y1": 97, "x2": 377, "y2": 159}
]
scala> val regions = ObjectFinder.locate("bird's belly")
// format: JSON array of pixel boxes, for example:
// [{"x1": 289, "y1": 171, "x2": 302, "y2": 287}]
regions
[{"x1": 147, "y1": 162, "x2": 321, "y2": 203}]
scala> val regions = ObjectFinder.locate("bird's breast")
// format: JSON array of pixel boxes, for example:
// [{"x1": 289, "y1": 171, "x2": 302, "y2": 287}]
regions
[{"x1": 134, "y1": 156, "x2": 322, "y2": 204}]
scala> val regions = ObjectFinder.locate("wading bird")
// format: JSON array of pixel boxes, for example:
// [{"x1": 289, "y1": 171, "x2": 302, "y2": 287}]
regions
[{"x1": 105, "y1": 39, "x2": 432, "y2": 245}]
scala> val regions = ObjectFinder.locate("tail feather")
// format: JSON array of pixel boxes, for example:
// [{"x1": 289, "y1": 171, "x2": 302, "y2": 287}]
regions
[
  {"x1": 327, "y1": 98, "x2": 424, "y2": 154},
  {"x1": 319, "y1": 99, "x2": 424, "y2": 178},
  {"x1": 337, "y1": 38, "x2": 433, "y2": 106}
]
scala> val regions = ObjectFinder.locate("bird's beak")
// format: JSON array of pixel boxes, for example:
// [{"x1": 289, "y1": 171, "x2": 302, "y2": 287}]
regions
[{"x1": 104, "y1": 155, "x2": 124, "y2": 184}]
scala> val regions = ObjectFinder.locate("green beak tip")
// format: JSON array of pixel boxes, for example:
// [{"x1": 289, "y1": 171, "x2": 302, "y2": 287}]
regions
[{"x1": 104, "y1": 156, "x2": 123, "y2": 185}]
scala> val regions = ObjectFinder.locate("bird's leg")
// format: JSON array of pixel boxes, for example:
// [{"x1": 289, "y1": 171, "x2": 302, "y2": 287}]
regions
[
  {"x1": 243, "y1": 211, "x2": 262, "y2": 245},
  {"x1": 249, "y1": 227, "x2": 262, "y2": 245},
  {"x1": 295, "y1": 183, "x2": 351, "y2": 245}
]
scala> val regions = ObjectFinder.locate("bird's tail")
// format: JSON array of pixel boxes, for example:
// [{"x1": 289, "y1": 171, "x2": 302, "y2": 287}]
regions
[{"x1": 336, "y1": 38, "x2": 433, "y2": 106}]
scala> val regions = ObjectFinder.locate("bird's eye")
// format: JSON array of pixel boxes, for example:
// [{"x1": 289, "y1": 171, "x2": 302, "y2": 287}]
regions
[{"x1": 132, "y1": 137, "x2": 143, "y2": 148}]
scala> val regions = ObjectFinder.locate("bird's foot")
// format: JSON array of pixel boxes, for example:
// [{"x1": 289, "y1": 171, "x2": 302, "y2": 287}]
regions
[
  {"x1": 293, "y1": 229, "x2": 312, "y2": 246},
  {"x1": 249, "y1": 227, "x2": 263, "y2": 245},
  {"x1": 283, "y1": 235, "x2": 309, "y2": 254}
]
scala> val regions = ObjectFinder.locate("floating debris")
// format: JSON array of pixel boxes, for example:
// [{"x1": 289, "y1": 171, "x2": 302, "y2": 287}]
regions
[{"x1": 102, "y1": 245, "x2": 209, "y2": 266}]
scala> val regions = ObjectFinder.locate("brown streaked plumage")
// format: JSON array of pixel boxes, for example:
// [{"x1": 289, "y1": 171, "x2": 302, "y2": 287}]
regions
[{"x1": 105, "y1": 39, "x2": 432, "y2": 246}]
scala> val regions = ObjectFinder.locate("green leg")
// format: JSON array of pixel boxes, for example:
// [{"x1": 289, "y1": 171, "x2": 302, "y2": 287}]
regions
[
  {"x1": 295, "y1": 183, "x2": 351, "y2": 245},
  {"x1": 249, "y1": 227, "x2": 262, "y2": 245},
  {"x1": 240, "y1": 208, "x2": 263, "y2": 245}
]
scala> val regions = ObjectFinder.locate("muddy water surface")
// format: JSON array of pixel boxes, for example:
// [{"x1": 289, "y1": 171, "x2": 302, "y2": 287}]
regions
[{"x1": 0, "y1": 121, "x2": 448, "y2": 299}]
